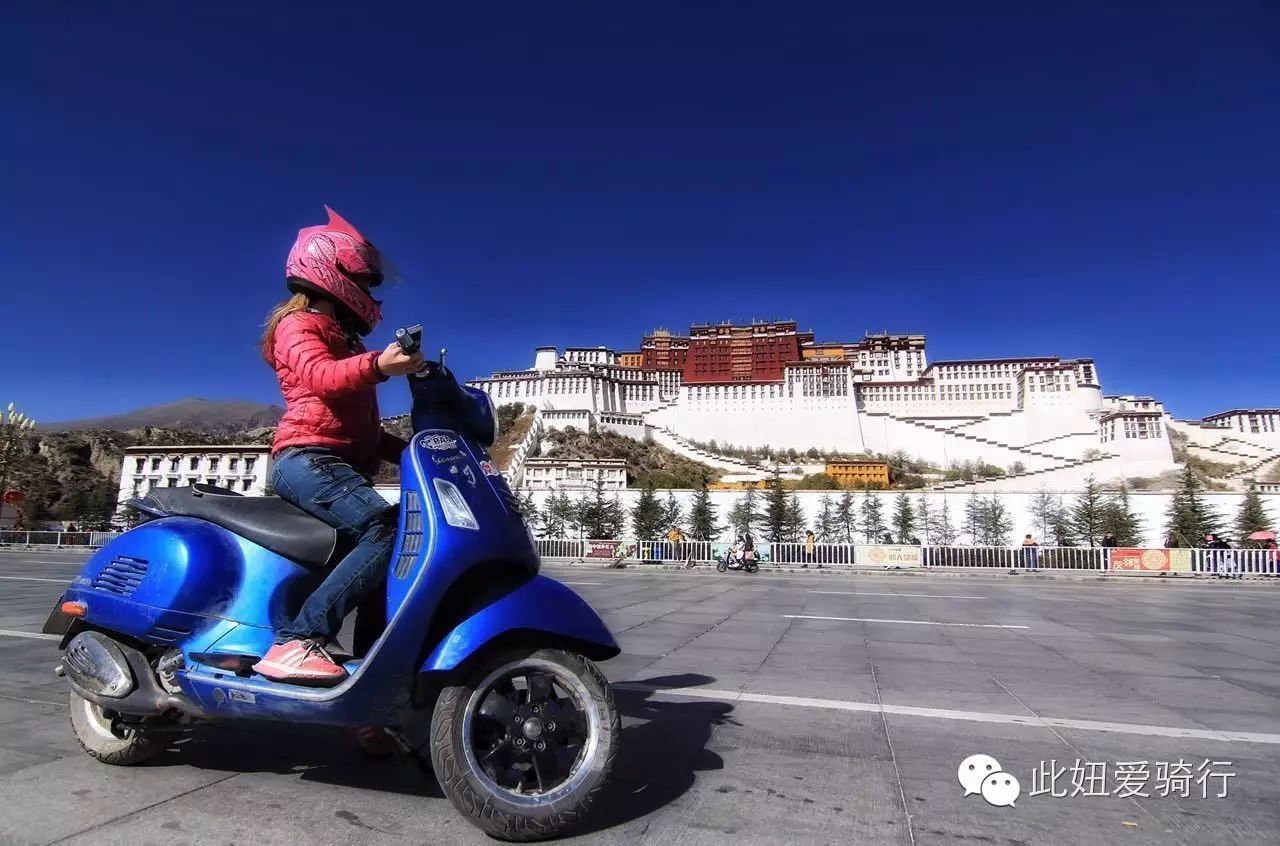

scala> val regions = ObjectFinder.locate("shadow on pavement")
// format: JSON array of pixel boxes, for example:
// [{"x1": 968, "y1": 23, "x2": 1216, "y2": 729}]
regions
[
  {"x1": 574, "y1": 672, "x2": 735, "y2": 836},
  {"x1": 136, "y1": 672, "x2": 731, "y2": 832},
  {"x1": 146, "y1": 722, "x2": 445, "y2": 798}
]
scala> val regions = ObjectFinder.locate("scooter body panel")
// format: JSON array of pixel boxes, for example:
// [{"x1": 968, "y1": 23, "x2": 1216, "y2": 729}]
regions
[{"x1": 422, "y1": 574, "x2": 619, "y2": 671}]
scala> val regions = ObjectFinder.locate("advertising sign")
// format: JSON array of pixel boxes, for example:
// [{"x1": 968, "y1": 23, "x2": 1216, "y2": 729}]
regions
[
  {"x1": 585, "y1": 539, "x2": 623, "y2": 559},
  {"x1": 853, "y1": 544, "x2": 924, "y2": 568},
  {"x1": 1108, "y1": 548, "x2": 1191, "y2": 573}
]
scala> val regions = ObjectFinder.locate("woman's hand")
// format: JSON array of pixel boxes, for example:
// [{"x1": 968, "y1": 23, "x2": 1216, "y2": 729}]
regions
[{"x1": 377, "y1": 342, "x2": 425, "y2": 377}]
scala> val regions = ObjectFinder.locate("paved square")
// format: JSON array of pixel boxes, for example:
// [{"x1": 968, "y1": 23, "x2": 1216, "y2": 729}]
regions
[{"x1": 0, "y1": 551, "x2": 1277, "y2": 844}]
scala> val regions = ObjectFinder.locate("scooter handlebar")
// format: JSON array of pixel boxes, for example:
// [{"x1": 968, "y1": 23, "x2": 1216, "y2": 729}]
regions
[{"x1": 395, "y1": 324, "x2": 423, "y2": 356}]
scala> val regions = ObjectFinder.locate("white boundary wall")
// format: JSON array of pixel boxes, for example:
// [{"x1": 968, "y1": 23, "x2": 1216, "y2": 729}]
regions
[{"x1": 522, "y1": 488, "x2": 1280, "y2": 549}]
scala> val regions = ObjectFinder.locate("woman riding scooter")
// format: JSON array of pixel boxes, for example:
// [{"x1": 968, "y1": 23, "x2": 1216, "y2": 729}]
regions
[{"x1": 253, "y1": 207, "x2": 424, "y2": 686}]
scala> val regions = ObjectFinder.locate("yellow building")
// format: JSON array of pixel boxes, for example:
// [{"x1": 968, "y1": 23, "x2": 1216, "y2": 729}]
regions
[
  {"x1": 618, "y1": 352, "x2": 644, "y2": 368},
  {"x1": 824, "y1": 460, "x2": 890, "y2": 489},
  {"x1": 707, "y1": 479, "x2": 771, "y2": 491}
]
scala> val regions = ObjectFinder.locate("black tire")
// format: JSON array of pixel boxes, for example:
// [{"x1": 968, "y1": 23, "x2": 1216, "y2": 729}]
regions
[
  {"x1": 68, "y1": 691, "x2": 161, "y2": 766},
  {"x1": 747, "y1": 562, "x2": 759, "y2": 574},
  {"x1": 716, "y1": 560, "x2": 727, "y2": 572},
  {"x1": 430, "y1": 647, "x2": 619, "y2": 842}
]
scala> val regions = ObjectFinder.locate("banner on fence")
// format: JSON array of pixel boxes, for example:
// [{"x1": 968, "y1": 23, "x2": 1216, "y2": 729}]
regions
[
  {"x1": 1108, "y1": 548, "x2": 1191, "y2": 573},
  {"x1": 585, "y1": 539, "x2": 622, "y2": 559},
  {"x1": 853, "y1": 544, "x2": 924, "y2": 568}
]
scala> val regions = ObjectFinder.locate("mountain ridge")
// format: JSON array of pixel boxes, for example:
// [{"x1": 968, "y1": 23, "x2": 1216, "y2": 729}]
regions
[{"x1": 40, "y1": 398, "x2": 284, "y2": 434}]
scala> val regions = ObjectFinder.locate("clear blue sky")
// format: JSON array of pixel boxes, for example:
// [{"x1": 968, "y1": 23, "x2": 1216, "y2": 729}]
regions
[{"x1": 4, "y1": 2, "x2": 1277, "y2": 423}]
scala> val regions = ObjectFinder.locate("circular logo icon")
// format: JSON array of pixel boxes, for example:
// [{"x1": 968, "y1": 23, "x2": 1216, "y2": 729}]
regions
[
  {"x1": 869, "y1": 547, "x2": 888, "y2": 565},
  {"x1": 1140, "y1": 549, "x2": 1168, "y2": 570}
]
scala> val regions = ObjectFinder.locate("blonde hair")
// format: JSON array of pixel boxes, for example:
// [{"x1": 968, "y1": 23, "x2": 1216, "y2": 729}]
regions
[{"x1": 261, "y1": 291, "x2": 311, "y2": 363}]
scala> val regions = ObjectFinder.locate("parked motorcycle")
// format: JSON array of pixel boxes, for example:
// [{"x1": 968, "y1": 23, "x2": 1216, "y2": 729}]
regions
[
  {"x1": 716, "y1": 544, "x2": 759, "y2": 574},
  {"x1": 42, "y1": 327, "x2": 620, "y2": 841}
]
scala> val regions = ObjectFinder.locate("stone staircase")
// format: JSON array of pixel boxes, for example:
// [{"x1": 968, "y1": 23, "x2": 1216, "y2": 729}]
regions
[
  {"x1": 1226, "y1": 449, "x2": 1280, "y2": 481},
  {"x1": 896, "y1": 416, "x2": 1075, "y2": 463},
  {"x1": 650, "y1": 427, "x2": 761, "y2": 474}
]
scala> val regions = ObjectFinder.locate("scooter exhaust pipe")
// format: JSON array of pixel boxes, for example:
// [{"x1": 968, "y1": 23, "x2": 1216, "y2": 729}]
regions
[{"x1": 61, "y1": 631, "x2": 202, "y2": 718}]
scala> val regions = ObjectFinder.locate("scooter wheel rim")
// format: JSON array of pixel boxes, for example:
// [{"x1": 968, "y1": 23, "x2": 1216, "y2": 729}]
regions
[
  {"x1": 79, "y1": 697, "x2": 127, "y2": 742},
  {"x1": 461, "y1": 656, "x2": 600, "y2": 807}
]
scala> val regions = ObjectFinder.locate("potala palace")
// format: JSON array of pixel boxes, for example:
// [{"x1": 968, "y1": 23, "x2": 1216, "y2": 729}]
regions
[{"x1": 470, "y1": 321, "x2": 1280, "y2": 492}]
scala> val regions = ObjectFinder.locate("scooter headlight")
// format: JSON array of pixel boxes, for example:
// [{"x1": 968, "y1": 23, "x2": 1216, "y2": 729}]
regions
[{"x1": 433, "y1": 478, "x2": 479, "y2": 530}]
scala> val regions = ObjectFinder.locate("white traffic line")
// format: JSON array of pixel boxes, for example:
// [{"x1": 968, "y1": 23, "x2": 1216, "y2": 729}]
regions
[
  {"x1": 785, "y1": 614, "x2": 1028, "y2": 629},
  {"x1": 613, "y1": 683, "x2": 1280, "y2": 745},
  {"x1": 561, "y1": 581, "x2": 604, "y2": 586},
  {"x1": 0, "y1": 576, "x2": 70, "y2": 584},
  {"x1": 810, "y1": 590, "x2": 986, "y2": 600},
  {"x1": 0, "y1": 629, "x2": 59, "y2": 641}
]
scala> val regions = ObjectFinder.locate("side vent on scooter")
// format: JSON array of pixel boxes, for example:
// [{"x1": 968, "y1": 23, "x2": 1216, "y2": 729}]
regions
[
  {"x1": 91, "y1": 556, "x2": 149, "y2": 597},
  {"x1": 395, "y1": 489, "x2": 424, "y2": 579}
]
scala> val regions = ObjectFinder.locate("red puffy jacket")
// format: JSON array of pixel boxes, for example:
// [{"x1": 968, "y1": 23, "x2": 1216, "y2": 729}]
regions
[{"x1": 269, "y1": 310, "x2": 407, "y2": 476}]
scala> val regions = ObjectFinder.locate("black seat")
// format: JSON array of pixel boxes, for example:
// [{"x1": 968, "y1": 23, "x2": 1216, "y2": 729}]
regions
[{"x1": 138, "y1": 485, "x2": 337, "y2": 569}]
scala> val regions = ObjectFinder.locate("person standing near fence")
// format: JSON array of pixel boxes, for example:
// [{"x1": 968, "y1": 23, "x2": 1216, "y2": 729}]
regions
[
  {"x1": 1100, "y1": 531, "x2": 1117, "y2": 569},
  {"x1": 803, "y1": 529, "x2": 816, "y2": 568},
  {"x1": 1021, "y1": 534, "x2": 1039, "y2": 572},
  {"x1": 1211, "y1": 535, "x2": 1239, "y2": 580}
]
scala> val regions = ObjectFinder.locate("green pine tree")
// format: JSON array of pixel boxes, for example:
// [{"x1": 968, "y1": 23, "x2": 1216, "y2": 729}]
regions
[
  {"x1": 1070, "y1": 476, "x2": 1108, "y2": 547},
  {"x1": 688, "y1": 484, "x2": 720, "y2": 541},
  {"x1": 728, "y1": 488, "x2": 763, "y2": 538},
  {"x1": 915, "y1": 495, "x2": 934, "y2": 545},
  {"x1": 980, "y1": 495, "x2": 1013, "y2": 546},
  {"x1": 962, "y1": 495, "x2": 984, "y2": 545},
  {"x1": 1099, "y1": 483, "x2": 1143, "y2": 547},
  {"x1": 859, "y1": 490, "x2": 886, "y2": 543},
  {"x1": 784, "y1": 493, "x2": 807, "y2": 541},
  {"x1": 765, "y1": 468, "x2": 789, "y2": 542},
  {"x1": 834, "y1": 490, "x2": 857, "y2": 542},
  {"x1": 935, "y1": 497, "x2": 959, "y2": 545},
  {"x1": 662, "y1": 491, "x2": 684, "y2": 533},
  {"x1": 1029, "y1": 488, "x2": 1058, "y2": 543},
  {"x1": 815, "y1": 494, "x2": 838, "y2": 541},
  {"x1": 1235, "y1": 481, "x2": 1272, "y2": 539},
  {"x1": 630, "y1": 483, "x2": 665, "y2": 540},
  {"x1": 1164, "y1": 466, "x2": 1219, "y2": 547},
  {"x1": 891, "y1": 493, "x2": 916, "y2": 543}
]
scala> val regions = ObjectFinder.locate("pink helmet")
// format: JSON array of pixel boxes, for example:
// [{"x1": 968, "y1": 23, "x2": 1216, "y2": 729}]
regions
[{"x1": 285, "y1": 206, "x2": 387, "y2": 335}]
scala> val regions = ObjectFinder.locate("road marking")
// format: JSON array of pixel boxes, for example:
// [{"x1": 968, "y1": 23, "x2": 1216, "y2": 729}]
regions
[
  {"x1": 614, "y1": 684, "x2": 1280, "y2": 745},
  {"x1": 0, "y1": 575, "x2": 69, "y2": 584},
  {"x1": 785, "y1": 614, "x2": 1027, "y2": 629},
  {"x1": 0, "y1": 629, "x2": 59, "y2": 641},
  {"x1": 810, "y1": 590, "x2": 986, "y2": 600},
  {"x1": 561, "y1": 581, "x2": 603, "y2": 586}
]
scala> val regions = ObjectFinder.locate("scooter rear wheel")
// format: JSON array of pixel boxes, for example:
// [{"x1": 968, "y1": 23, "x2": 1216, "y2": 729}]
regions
[
  {"x1": 68, "y1": 691, "x2": 161, "y2": 766},
  {"x1": 430, "y1": 647, "x2": 619, "y2": 841}
]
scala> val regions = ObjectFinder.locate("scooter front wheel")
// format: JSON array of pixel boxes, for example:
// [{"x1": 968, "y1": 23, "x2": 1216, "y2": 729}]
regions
[
  {"x1": 430, "y1": 647, "x2": 619, "y2": 841},
  {"x1": 716, "y1": 560, "x2": 728, "y2": 572}
]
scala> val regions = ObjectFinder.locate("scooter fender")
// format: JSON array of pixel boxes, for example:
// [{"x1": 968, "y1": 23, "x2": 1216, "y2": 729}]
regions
[{"x1": 421, "y1": 576, "x2": 619, "y2": 672}]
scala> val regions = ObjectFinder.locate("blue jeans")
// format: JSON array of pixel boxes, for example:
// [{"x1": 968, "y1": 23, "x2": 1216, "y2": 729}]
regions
[{"x1": 271, "y1": 447, "x2": 398, "y2": 653}]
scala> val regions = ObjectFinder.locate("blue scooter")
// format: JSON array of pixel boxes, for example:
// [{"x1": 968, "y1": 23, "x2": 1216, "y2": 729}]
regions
[{"x1": 43, "y1": 326, "x2": 621, "y2": 841}]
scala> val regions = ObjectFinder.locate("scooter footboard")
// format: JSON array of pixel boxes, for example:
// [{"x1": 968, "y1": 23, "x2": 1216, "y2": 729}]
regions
[{"x1": 421, "y1": 576, "x2": 619, "y2": 672}]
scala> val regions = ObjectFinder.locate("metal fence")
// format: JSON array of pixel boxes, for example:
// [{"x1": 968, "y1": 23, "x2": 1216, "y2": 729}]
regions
[
  {"x1": 0, "y1": 531, "x2": 120, "y2": 549},
  {"x1": 534, "y1": 538, "x2": 1280, "y2": 575}
]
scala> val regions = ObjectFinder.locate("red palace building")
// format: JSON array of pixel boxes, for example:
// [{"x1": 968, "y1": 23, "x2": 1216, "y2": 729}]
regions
[{"x1": 642, "y1": 321, "x2": 815, "y2": 384}]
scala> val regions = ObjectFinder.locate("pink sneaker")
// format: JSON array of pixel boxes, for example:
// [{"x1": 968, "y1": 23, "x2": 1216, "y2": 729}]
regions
[{"x1": 253, "y1": 639, "x2": 348, "y2": 686}]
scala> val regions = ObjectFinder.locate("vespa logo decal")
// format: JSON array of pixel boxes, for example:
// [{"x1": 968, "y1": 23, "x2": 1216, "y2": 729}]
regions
[
  {"x1": 432, "y1": 452, "x2": 466, "y2": 465},
  {"x1": 420, "y1": 434, "x2": 459, "y2": 451}
]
